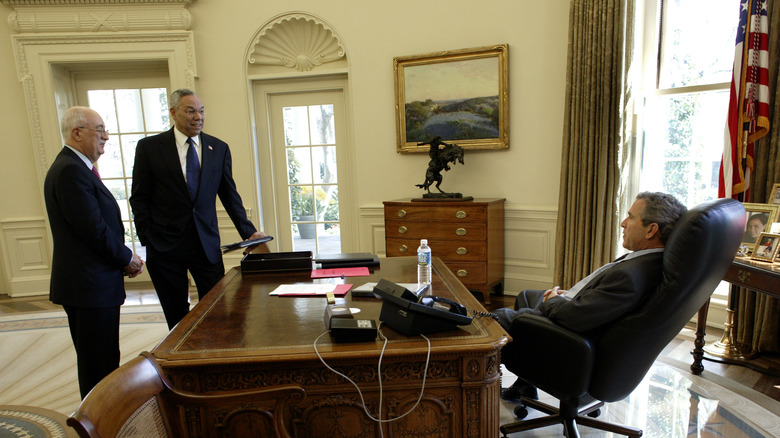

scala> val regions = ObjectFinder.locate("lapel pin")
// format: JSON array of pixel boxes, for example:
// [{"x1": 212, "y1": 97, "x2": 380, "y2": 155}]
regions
[{"x1": 208, "y1": 145, "x2": 213, "y2": 151}]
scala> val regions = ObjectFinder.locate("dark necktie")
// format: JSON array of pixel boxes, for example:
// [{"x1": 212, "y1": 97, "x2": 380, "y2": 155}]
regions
[
  {"x1": 186, "y1": 137, "x2": 200, "y2": 200},
  {"x1": 91, "y1": 165, "x2": 100, "y2": 179}
]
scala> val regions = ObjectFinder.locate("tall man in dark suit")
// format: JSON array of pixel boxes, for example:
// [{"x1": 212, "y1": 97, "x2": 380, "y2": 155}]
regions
[
  {"x1": 130, "y1": 89, "x2": 264, "y2": 329},
  {"x1": 44, "y1": 106, "x2": 144, "y2": 398},
  {"x1": 496, "y1": 192, "x2": 687, "y2": 401}
]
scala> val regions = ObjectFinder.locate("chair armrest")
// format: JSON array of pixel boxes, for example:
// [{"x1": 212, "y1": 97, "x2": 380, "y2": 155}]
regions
[{"x1": 508, "y1": 314, "x2": 595, "y2": 399}]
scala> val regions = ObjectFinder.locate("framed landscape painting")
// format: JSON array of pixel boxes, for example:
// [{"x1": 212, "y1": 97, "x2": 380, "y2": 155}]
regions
[{"x1": 394, "y1": 44, "x2": 509, "y2": 153}]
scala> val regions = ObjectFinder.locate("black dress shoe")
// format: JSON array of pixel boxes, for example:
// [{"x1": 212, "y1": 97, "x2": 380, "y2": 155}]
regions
[{"x1": 500, "y1": 381, "x2": 539, "y2": 401}]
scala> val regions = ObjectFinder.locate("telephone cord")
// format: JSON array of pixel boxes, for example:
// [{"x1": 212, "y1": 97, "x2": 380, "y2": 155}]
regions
[{"x1": 313, "y1": 323, "x2": 431, "y2": 432}]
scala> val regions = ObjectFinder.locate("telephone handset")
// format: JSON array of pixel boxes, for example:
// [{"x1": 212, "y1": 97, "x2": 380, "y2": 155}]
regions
[{"x1": 373, "y1": 279, "x2": 472, "y2": 335}]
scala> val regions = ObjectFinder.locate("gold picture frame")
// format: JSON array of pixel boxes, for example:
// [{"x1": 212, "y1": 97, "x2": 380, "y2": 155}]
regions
[
  {"x1": 742, "y1": 203, "x2": 780, "y2": 248},
  {"x1": 769, "y1": 183, "x2": 780, "y2": 205},
  {"x1": 394, "y1": 44, "x2": 509, "y2": 153},
  {"x1": 750, "y1": 233, "x2": 780, "y2": 262}
]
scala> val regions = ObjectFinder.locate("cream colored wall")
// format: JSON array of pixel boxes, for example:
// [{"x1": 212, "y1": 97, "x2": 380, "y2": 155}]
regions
[{"x1": 0, "y1": 0, "x2": 568, "y2": 295}]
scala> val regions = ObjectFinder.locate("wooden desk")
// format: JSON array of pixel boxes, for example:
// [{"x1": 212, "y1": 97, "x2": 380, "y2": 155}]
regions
[
  {"x1": 692, "y1": 257, "x2": 780, "y2": 375},
  {"x1": 151, "y1": 257, "x2": 509, "y2": 437}
]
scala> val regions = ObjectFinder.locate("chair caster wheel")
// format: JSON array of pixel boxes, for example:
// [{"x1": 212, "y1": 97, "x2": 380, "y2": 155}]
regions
[
  {"x1": 587, "y1": 408, "x2": 601, "y2": 418},
  {"x1": 513, "y1": 405, "x2": 528, "y2": 419}
]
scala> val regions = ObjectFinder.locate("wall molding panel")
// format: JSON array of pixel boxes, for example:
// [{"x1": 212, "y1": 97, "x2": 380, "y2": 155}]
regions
[{"x1": 0, "y1": 217, "x2": 51, "y2": 297}]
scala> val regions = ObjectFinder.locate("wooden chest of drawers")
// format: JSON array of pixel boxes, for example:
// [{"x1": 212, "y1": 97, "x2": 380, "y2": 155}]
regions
[{"x1": 384, "y1": 198, "x2": 505, "y2": 301}]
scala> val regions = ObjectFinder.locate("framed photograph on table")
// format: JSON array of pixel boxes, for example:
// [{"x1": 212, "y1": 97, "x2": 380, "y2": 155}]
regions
[
  {"x1": 769, "y1": 183, "x2": 780, "y2": 205},
  {"x1": 751, "y1": 233, "x2": 780, "y2": 262},
  {"x1": 741, "y1": 203, "x2": 779, "y2": 248},
  {"x1": 394, "y1": 44, "x2": 509, "y2": 153}
]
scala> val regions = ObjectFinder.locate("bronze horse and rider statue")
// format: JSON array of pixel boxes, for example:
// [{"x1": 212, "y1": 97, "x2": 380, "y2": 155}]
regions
[{"x1": 415, "y1": 136, "x2": 466, "y2": 198}]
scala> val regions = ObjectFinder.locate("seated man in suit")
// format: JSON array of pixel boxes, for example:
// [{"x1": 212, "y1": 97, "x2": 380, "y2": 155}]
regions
[{"x1": 495, "y1": 191, "x2": 687, "y2": 401}]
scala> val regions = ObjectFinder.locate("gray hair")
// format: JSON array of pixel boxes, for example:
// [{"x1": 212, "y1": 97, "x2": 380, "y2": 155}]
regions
[
  {"x1": 635, "y1": 192, "x2": 687, "y2": 243},
  {"x1": 60, "y1": 107, "x2": 88, "y2": 141},
  {"x1": 169, "y1": 88, "x2": 198, "y2": 110}
]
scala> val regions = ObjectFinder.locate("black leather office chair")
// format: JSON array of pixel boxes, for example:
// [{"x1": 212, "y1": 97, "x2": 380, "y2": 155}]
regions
[{"x1": 500, "y1": 198, "x2": 746, "y2": 438}]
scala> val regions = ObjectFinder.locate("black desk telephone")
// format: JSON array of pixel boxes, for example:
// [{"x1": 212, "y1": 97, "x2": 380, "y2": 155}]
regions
[{"x1": 373, "y1": 279, "x2": 472, "y2": 335}]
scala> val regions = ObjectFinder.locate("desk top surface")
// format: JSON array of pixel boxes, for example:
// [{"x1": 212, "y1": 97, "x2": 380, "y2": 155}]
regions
[{"x1": 151, "y1": 257, "x2": 508, "y2": 365}]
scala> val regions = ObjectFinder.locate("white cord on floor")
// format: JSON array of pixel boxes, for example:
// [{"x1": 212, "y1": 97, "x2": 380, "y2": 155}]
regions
[{"x1": 313, "y1": 323, "x2": 431, "y2": 437}]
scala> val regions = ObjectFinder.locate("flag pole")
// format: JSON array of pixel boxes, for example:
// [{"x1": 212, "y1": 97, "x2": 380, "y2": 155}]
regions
[{"x1": 705, "y1": 0, "x2": 761, "y2": 361}]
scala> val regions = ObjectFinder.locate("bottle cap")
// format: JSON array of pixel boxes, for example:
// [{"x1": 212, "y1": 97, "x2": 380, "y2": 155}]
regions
[{"x1": 421, "y1": 239, "x2": 427, "y2": 245}]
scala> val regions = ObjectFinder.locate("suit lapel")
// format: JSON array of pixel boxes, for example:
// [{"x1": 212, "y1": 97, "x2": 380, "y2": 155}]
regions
[{"x1": 198, "y1": 133, "x2": 217, "y2": 191}]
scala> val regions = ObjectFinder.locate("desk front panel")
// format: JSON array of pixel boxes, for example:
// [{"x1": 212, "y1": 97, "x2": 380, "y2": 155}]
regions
[{"x1": 151, "y1": 257, "x2": 509, "y2": 437}]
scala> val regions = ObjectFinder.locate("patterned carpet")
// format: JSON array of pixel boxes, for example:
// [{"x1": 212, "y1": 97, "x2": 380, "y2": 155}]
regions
[{"x1": 1, "y1": 306, "x2": 780, "y2": 437}]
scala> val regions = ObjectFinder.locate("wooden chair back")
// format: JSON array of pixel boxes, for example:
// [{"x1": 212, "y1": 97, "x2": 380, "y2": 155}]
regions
[{"x1": 68, "y1": 351, "x2": 304, "y2": 438}]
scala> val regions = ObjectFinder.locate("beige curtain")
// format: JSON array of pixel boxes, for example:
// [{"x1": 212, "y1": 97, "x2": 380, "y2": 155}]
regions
[
  {"x1": 554, "y1": 0, "x2": 635, "y2": 287},
  {"x1": 736, "y1": 0, "x2": 780, "y2": 353}
]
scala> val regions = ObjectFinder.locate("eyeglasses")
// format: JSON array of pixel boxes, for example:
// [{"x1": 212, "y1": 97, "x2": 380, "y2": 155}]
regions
[
  {"x1": 78, "y1": 126, "x2": 110, "y2": 136},
  {"x1": 183, "y1": 107, "x2": 206, "y2": 117}
]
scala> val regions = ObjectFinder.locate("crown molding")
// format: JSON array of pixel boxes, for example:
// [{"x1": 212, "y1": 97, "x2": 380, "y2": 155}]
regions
[
  {"x1": 3, "y1": 0, "x2": 193, "y2": 33},
  {"x1": 1, "y1": 0, "x2": 191, "y2": 5}
]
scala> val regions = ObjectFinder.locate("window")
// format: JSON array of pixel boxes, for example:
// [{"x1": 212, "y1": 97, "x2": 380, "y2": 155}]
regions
[
  {"x1": 635, "y1": 0, "x2": 740, "y2": 311},
  {"x1": 637, "y1": 0, "x2": 739, "y2": 206},
  {"x1": 88, "y1": 88, "x2": 169, "y2": 261}
]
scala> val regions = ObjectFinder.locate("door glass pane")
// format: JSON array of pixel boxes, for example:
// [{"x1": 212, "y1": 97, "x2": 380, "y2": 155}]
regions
[
  {"x1": 290, "y1": 186, "x2": 314, "y2": 219},
  {"x1": 88, "y1": 90, "x2": 118, "y2": 134},
  {"x1": 103, "y1": 179, "x2": 129, "y2": 221},
  {"x1": 318, "y1": 223, "x2": 341, "y2": 253},
  {"x1": 309, "y1": 104, "x2": 335, "y2": 145},
  {"x1": 316, "y1": 185, "x2": 338, "y2": 221},
  {"x1": 141, "y1": 88, "x2": 169, "y2": 131},
  {"x1": 122, "y1": 134, "x2": 144, "y2": 176},
  {"x1": 312, "y1": 146, "x2": 337, "y2": 184},
  {"x1": 100, "y1": 137, "x2": 124, "y2": 179},
  {"x1": 115, "y1": 89, "x2": 144, "y2": 133},
  {"x1": 284, "y1": 106, "x2": 310, "y2": 146},
  {"x1": 286, "y1": 147, "x2": 313, "y2": 185}
]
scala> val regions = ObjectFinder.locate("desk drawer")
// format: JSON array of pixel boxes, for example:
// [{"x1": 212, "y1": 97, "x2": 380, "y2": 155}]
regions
[
  {"x1": 440, "y1": 261, "x2": 486, "y2": 284},
  {"x1": 385, "y1": 204, "x2": 487, "y2": 222},
  {"x1": 385, "y1": 220, "x2": 486, "y2": 240},
  {"x1": 386, "y1": 238, "x2": 486, "y2": 260}
]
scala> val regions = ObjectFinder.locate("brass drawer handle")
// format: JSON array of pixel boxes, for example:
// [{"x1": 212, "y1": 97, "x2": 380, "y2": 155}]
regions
[
  {"x1": 456, "y1": 247, "x2": 467, "y2": 255},
  {"x1": 456, "y1": 210, "x2": 467, "y2": 219},
  {"x1": 397, "y1": 209, "x2": 407, "y2": 218},
  {"x1": 399, "y1": 245, "x2": 408, "y2": 253},
  {"x1": 457, "y1": 269, "x2": 468, "y2": 278},
  {"x1": 456, "y1": 228, "x2": 467, "y2": 236},
  {"x1": 399, "y1": 226, "x2": 407, "y2": 234}
]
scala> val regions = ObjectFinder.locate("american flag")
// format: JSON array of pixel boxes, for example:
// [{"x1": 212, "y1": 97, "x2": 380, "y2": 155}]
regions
[{"x1": 719, "y1": 0, "x2": 770, "y2": 201}]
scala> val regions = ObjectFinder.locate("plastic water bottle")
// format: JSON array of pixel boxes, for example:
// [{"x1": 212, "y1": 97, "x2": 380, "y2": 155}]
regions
[{"x1": 417, "y1": 239, "x2": 432, "y2": 286}]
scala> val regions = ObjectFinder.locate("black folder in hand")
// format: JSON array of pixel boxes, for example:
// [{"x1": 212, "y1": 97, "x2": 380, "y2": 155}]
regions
[{"x1": 221, "y1": 235, "x2": 274, "y2": 254}]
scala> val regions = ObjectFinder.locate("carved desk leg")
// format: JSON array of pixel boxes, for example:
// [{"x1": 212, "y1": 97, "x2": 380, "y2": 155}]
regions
[{"x1": 691, "y1": 300, "x2": 709, "y2": 375}]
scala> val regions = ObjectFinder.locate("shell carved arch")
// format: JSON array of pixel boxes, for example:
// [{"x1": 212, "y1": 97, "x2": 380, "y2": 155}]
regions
[{"x1": 248, "y1": 13, "x2": 346, "y2": 72}]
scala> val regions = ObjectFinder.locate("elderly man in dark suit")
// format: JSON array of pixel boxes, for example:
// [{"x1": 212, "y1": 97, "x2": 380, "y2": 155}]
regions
[
  {"x1": 130, "y1": 88, "x2": 264, "y2": 329},
  {"x1": 44, "y1": 106, "x2": 144, "y2": 398},
  {"x1": 496, "y1": 192, "x2": 687, "y2": 401}
]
